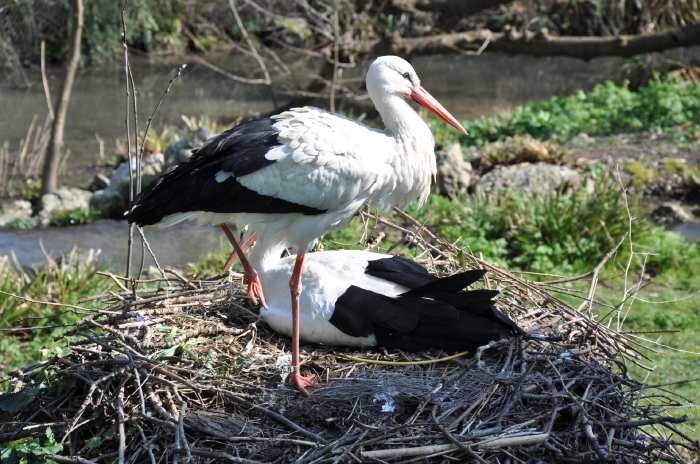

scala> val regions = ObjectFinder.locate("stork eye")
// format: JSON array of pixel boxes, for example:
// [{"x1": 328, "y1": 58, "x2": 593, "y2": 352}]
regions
[{"x1": 401, "y1": 72, "x2": 411, "y2": 80}]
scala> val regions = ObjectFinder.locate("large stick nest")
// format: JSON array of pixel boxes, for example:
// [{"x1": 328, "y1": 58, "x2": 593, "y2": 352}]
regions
[{"x1": 1, "y1": 213, "x2": 696, "y2": 463}]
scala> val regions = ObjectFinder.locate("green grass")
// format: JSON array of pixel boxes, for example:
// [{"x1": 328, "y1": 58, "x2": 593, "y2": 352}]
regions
[
  {"x1": 0, "y1": 250, "x2": 111, "y2": 371},
  {"x1": 432, "y1": 76, "x2": 700, "y2": 149}
]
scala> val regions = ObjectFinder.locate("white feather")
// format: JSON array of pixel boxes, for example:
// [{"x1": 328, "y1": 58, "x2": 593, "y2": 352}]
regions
[{"x1": 260, "y1": 250, "x2": 408, "y2": 346}]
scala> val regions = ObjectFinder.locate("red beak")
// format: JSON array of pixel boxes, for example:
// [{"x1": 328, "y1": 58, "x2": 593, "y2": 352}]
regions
[{"x1": 410, "y1": 86, "x2": 468, "y2": 135}]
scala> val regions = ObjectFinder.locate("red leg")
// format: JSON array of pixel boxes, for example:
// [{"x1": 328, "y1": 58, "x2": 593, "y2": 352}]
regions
[
  {"x1": 223, "y1": 232, "x2": 257, "y2": 271},
  {"x1": 287, "y1": 252, "x2": 319, "y2": 396},
  {"x1": 219, "y1": 224, "x2": 266, "y2": 307}
]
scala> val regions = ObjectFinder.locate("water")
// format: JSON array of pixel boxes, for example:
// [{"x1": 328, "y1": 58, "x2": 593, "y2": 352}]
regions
[
  {"x1": 2, "y1": 48, "x2": 700, "y2": 268},
  {"x1": 672, "y1": 222, "x2": 700, "y2": 242},
  {"x1": 0, "y1": 219, "x2": 225, "y2": 270}
]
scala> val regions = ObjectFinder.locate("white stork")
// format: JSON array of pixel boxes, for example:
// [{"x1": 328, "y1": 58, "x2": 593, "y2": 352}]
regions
[
  {"x1": 128, "y1": 55, "x2": 467, "y2": 395},
  {"x1": 259, "y1": 250, "x2": 523, "y2": 352}
]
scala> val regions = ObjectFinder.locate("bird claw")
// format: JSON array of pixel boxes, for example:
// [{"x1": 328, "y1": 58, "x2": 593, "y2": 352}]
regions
[
  {"x1": 244, "y1": 271, "x2": 267, "y2": 307},
  {"x1": 289, "y1": 372, "x2": 320, "y2": 397}
]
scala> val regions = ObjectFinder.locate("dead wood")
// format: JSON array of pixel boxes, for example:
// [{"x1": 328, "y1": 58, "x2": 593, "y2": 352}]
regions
[{"x1": 355, "y1": 24, "x2": 700, "y2": 59}]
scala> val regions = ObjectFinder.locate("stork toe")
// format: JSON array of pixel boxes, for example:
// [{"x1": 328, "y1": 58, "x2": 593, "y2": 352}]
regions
[
  {"x1": 244, "y1": 272, "x2": 267, "y2": 307},
  {"x1": 289, "y1": 372, "x2": 320, "y2": 397}
]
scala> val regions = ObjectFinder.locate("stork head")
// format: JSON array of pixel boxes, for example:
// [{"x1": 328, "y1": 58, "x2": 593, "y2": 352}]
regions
[{"x1": 366, "y1": 56, "x2": 467, "y2": 134}]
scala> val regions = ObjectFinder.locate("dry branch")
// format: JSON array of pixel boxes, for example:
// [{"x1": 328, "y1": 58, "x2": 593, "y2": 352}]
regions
[{"x1": 354, "y1": 24, "x2": 700, "y2": 59}]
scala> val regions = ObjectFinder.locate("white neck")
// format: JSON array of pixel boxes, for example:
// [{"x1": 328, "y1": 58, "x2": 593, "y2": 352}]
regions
[
  {"x1": 374, "y1": 95, "x2": 432, "y2": 144},
  {"x1": 371, "y1": 94, "x2": 436, "y2": 208}
]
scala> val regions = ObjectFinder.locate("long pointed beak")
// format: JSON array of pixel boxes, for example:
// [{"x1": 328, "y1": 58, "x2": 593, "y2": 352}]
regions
[{"x1": 410, "y1": 86, "x2": 467, "y2": 135}]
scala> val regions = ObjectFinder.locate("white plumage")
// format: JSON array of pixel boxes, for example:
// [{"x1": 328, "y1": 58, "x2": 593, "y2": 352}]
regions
[{"x1": 260, "y1": 250, "x2": 400, "y2": 347}]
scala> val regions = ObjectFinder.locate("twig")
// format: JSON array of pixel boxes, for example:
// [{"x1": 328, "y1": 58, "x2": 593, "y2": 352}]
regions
[{"x1": 40, "y1": 41, "x2": 54, "y2": 120}]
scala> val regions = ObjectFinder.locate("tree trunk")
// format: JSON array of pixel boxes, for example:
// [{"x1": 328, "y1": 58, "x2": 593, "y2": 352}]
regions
[
  {"x1": 41, "y1": 0, "x2": 84, "y2": 195},
  {"x1": 355, "y1": 24, "x2": 700, "y2": 60}
]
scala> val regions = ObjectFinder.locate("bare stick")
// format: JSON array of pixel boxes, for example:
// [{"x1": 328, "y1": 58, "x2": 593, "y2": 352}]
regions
[
  {"x1": 121, "y1": 2, "x2": 135, "y2": 278},
  {"x1": 40, "y1": 41, "x2": 54, "y2": 120},
  {"x1": 227, "y1": 0, "x2": 276, "y2": 106}
]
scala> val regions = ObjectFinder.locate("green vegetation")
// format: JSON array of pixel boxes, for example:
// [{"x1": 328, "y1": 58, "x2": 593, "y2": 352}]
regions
[
  {"x1": 433, "y1": 76, "x2": 700, "y2": 149},
  {"x1": 0, "y1": 251, "x2": 110, "y2": 371},
  {"x1": 49, "y1": 208, "x2": 102, "y2": 227},
  {"x1": 623, "y1": 159, "x2": 657, "y2": 187},
  {"x1": 327, "y1": 168, "x2": 698, "y2": 277},
  {"x1": 1, "y1": 427, "x2": 62, "y2": 464},
  {"x1": 4, "y1": 218, "x2": 36, "y2": 230}
]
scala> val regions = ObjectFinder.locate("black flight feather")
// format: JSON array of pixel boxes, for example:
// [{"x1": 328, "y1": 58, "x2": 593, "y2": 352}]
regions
[
  {"x1": 365, "y1": 256, "x2": 435, "y2": 289},
  {"x1": 128, "y1": 117, "x2": 326, "y2": 226},
  {"x1": 401, "y1": 270, "x2": 486, "y2": 297},
  {"x1": 330, "y1": 260, "x2": 523, "y2": 352}
]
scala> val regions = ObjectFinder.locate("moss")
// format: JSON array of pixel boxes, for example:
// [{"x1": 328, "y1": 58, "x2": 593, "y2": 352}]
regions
[
  {"x1": 623, "y1": 159, "x2": 656, "y2": 187},
  {"x1": 661, "y1": 158, "x2": 700, "y2": 180},
  {"x1": 478, "y1": 135, "x2": 566, "y2": 171}
]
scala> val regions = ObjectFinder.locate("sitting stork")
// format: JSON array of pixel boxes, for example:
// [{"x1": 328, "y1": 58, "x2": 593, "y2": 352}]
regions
[
  {"x1": 128, "y1": 56, "x2": 467, "y2": 395},
  {"x1": 259, "y1": 250, "x2": 523, "y2": 352}
]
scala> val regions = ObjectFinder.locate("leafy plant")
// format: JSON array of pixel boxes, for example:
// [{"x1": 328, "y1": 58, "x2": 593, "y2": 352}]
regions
[
  {"x1": 0, "y1": 250, "x2": 111, "y2": 371},
  {"x1": 1, "y1": 427, "x2": 62, "y2": 464},
  {"x1": 49, "y1": 208, "x2": 102, "y2": 227},
  {"x1": 5, "y1": 217, "x2": 37, "y2": 230},
  {"x1": 432, "y1": 76, "x2": 700, "y2": 149}
]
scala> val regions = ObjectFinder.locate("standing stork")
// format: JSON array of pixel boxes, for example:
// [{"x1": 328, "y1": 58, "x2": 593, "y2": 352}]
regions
[{"x1": 128, "y1": 56, "x2": 467, "y2": 395}]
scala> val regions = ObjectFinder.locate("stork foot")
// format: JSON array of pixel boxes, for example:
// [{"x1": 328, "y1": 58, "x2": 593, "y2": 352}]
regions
[
  {"x1": 288, "y1": 372, "x2": 320, "y2": 397},
  {"x1": 244, "y1": 270, "x2": 267, "y2": 307}
]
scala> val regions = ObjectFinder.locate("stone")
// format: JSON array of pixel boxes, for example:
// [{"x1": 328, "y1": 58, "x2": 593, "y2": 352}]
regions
[
  {"x1": 90, "y1": 153, "x2": 164, "y2": 218},
  {"x1": 477, "y1": 162, "x2": 582, "y2": 197},
  {"x1": 89, "y1": 188, "x2": 126, "y2": 218},
  {"x1": 0, "y1": 200, "x2": 33, "y2": 227},
  {"x1": 164, "y1": 138, "x2": 194, "y2": 171},
  {"x1": 164, "y1": 128, "x2": 211, "y2": 171},
  {"x1": 88, "y1": 173, "x2": 111, "y2": 191},
  {"x1": 567, "y1": 132, "x2": 595, "y2": 148},
  {"x1": 436, "y1": 143, "x2": 473, "y2": 197},
  {"x1": 650, "y1": 202, "x2": 693, "y2": 226},
  {"x1": 38, "y1": 187, "x2": 93, "y2": 226},
  {"x1": 109, "y1": 154, "x2": 164, "y2": 197},
  {"x1": 192, "y1": 127, "x2": 212, "y2": 145}
]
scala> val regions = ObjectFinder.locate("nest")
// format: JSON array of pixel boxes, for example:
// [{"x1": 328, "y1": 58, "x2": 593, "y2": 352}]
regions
[{"x1": 1, "y1": 212, "x2": 696, "y2": 463}]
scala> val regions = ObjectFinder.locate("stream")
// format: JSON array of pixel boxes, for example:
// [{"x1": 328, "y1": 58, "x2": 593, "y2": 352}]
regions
[{"x1": 2, "y1": 49, "x2": 699, "y2": 269}]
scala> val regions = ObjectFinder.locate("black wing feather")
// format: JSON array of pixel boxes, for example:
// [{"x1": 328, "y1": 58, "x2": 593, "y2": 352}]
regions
[
  {"x1": 330, "y1": 265, "x2": 522, "y2": 351},
  {"x1": 127, "y1": 117, "x2": 326, "y2": 226},
  {"x1": 365, "y1": 257, "x2": 435, "y2": 289}
]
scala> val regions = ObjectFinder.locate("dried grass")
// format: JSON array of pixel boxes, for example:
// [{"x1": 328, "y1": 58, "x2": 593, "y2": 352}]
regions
[{"x1": 1, "y1": 212, "x2": 697, "y2": 463}]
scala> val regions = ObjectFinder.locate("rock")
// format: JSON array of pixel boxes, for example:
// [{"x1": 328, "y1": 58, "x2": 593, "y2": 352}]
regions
[
  {"x1": 109, "y1": 154, "x2": 164, "y2": 197},
  {"x1": 164, "y1": 128, "x2": 210, "y2": 171},
  {"x1": 88, "y1": 173, "x2": 111, "y2": 191},
  {"x1": 192, "y1": 127, "x2": 211, "y2": 145},
  {"x1": 164, "y1": 138, "x2": 194, "y2": 171},
  {"x1": 568, "y1": 133, "x2": 595, "y2": 148},
  {"x1": 39, "y1": 187, "x2": 92, "y2": 226},
  {"x1": 650, "y1": 202, "x2": 693, "y2": 225},
  {"x1": 477, "y1": 162, "x2": 582, "y2": 197},
  {"x1": 89, "y1": 188, "x2": 125, "y2": 218},
  {"x1": 436, "y1": 143, "x2": 473, "y2": 197},
  {"x1": 91, "y1": 153, "x2": 165, "y2": 218},
  {"x1": 0, "y1": 200, "x2": 33, "y2": 228},
  {"x1": 478, "y1": 135, "x2": 565, "y2": 170}
]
